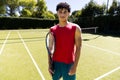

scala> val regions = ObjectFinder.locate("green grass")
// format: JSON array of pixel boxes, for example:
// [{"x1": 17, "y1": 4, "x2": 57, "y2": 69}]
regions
[{"x1": 0, "y1": 29, "x2": 120, "y2": 80}]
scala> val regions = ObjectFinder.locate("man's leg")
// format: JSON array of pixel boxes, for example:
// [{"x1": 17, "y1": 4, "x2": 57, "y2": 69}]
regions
[
  {"x1": 62, "y1": 63, "x2": 76, "y2": 80},
  {"x1": 52, "y1": 62, "x2": 62, "y2": 80}
]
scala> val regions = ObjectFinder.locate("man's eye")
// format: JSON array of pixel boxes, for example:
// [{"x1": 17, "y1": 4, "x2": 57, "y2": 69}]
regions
[
  {"x1": 58, "y1": 11, "x2": 68, "y2": 14},
  {"x1": 64, "y1": 11, "x2": 67, "y2": 14},
  {"x1": 59, "y1": 11, "x2": 62, "y2": 13}
]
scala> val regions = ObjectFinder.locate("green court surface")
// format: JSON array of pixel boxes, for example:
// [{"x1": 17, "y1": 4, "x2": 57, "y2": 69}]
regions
[{"x1": 0, "y1": 29, "x2": 120, "y2": 80}]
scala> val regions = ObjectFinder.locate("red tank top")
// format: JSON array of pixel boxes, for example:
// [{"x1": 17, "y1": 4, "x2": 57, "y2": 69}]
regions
[{"x1": 50, "y1": 23, "x2": 76, "y2": 64}]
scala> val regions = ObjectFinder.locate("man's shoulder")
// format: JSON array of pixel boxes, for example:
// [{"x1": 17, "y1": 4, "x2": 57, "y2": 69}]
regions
[
  {"x1": 51, "y1": 24, "x2": 58, "y2": 29},
  {"x1": 69, "y1": 22, "x2": 80, "y2": 27},
  {"x1": 68, "y1": 22, "x2": 81, "y2": 30},
  {"x1": 50, "y1": 24, "x2": 59, "y2": 32}
]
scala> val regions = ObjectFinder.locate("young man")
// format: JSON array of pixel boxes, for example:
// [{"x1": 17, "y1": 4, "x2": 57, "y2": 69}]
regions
[{"x1": 48, "y1": 2, "x2": 82, "y2": 80}]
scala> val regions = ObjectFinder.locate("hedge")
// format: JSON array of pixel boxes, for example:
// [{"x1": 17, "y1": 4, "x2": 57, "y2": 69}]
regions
[
  {"x1": 75, "y1": 16, "x2": 120, "y2": 33},
  {"x1": 0, "y1": 17, "x2": 59, "y2": 29},
  {"x1": 0, "y1": 16, "x2": 120, "y2": 34}
]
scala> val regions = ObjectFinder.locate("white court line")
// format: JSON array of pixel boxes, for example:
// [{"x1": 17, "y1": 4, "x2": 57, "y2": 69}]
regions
[
  {"x1": 94, "y1": 66, "x2": 120, "y2": 80},
  {"x1": 0, "y1": 31, "x2": 11, "y2": 55},
  {"x1": 84, "y1": 43, "x2": 120, "y2": 56},
  {"x1": 84, "y1": 43, "x2": 120, "y2": 80},
  {"x1": 18, "y1": 32, "x2": 45, "y2": 80}
]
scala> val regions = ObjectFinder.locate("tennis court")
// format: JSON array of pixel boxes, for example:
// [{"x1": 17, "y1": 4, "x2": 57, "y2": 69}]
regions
[{"x1": 0, "y1": 29, "x2": 120, "y2": 80}]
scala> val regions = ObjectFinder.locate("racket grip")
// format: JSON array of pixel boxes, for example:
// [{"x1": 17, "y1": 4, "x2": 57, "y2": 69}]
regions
[{"x1": 48, "y1": 54, "x2": 54, "y2": 72}]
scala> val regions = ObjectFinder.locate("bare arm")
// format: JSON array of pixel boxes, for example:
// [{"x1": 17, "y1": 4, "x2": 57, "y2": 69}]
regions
[
  {"x1": 74, "y1": 26, "x2": 82, "y2": 68},
  {"x1": 69, "y1": 25, "x2": 82, "y2": 75}
]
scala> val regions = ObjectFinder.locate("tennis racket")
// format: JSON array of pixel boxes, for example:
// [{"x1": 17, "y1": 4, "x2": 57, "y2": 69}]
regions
[{"x1": 45, "y1": 32, "x2": 55, "y2": 76}]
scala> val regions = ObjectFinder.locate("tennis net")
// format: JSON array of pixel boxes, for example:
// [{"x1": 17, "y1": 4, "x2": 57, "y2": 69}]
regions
[
  {"x1": 81, "y1": 27, "x2": 100, "y2": 41},
  {"x1": 81, "y1": 27, "x2": 98, "y2": 33}
]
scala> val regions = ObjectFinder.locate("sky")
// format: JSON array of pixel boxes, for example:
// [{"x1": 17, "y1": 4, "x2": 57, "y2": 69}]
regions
[{"x1": 45, "y1": 0, "x2": 113, "y2": 13}]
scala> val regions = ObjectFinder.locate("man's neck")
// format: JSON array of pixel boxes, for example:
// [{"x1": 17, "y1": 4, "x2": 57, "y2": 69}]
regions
[{"x1": 58, "y1": 21, "x2": 69, "y2": 27}]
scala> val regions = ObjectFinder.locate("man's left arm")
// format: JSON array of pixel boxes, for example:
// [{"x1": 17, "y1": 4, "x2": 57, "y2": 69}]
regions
[{"x1": 69, "y1": 25, "x2": 82, "y2": 75}]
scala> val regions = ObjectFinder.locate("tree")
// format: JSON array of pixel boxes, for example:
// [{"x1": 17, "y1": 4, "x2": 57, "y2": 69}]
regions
[
  {"x1": 1, "y1": 0, "x2": 36, "y2": 17},
  {"x1": 81, "y1": 0, "x2": 104, "y2": 17},
  {"x1": 33, "y1": 0, "x2": 47, "y2": 18},
  {"x1": 5, "y1": 0, "x2": 19, "y2": 16},
  {"x1": 108, "y1": 0, "x2": 118, "y2": 16},
  {"x1": 20, "y1": 8, "x2": 32, "y2": 17},
  {"x1": 71, "y1": 10, "x2": 81, "y2": 18},
  {"x1": 101, "y1": 3, "x2": 107, "y2": 15},
  {"x1": 116, "y1": 1, "x2": 120, "y2": 16},
  {"x1": 45, "y1": 11, "x2": 55, "y2": 19},
  {"x1": 0, "y1": 0, "x2": 6, "y2": 14},
  {"x1": 19, "y1": 0, "x2": 36, "y2": 13},
  {"x1": 70, "y1": 10, "x2": 81, "y2": 22}
]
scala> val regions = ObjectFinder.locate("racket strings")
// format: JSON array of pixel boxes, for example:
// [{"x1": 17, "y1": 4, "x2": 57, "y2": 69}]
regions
[{"x1": 46, "y1": 32, "x2": 55, "y2": 55}]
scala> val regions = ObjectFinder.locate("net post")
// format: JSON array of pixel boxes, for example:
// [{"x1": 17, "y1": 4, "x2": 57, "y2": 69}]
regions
[{"x1": 95, "y1": 27, "x2": 98, "y2": 33}]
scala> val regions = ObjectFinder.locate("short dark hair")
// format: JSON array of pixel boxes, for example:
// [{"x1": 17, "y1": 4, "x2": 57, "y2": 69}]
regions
[{"x1": 56, "y1": 2, "x2": 71, "y2": 12}]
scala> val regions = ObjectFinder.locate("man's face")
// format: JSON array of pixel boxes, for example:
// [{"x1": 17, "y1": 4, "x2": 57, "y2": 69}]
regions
[{"x1": 57, "y1": 8, "x2": 70, "y2": 22}]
